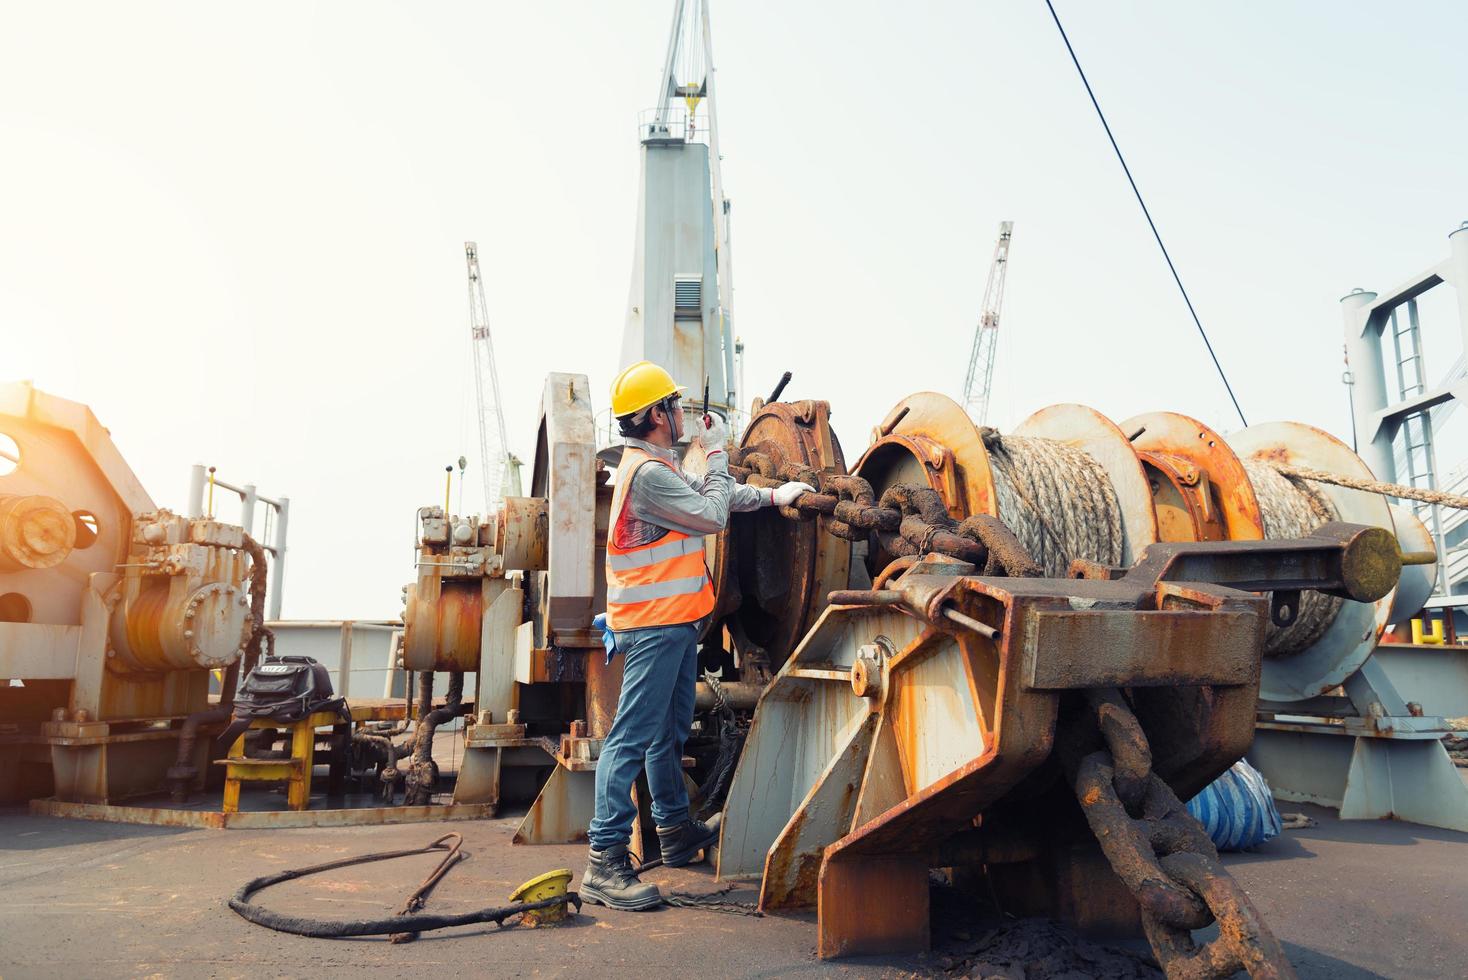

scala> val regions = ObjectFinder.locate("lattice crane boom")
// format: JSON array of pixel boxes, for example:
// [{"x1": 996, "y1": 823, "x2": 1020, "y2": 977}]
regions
[
  {"x1": 961, "y1": 221, "x2": 1014, "y2": 425},
  {"x1": 465, "y1": 241, "x2": 513, "y2": 511}
]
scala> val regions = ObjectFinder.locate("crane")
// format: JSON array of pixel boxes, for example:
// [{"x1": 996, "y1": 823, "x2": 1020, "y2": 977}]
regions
[
  {"x1": 960, "y1": 221, "x2": 1014, "y2": 425},
  {"x1": 464, "y1": 241, "x2": 518, "y2": 511},
  {"x1": 622, "y1": 0, "x2": 740, "y2": 430}
]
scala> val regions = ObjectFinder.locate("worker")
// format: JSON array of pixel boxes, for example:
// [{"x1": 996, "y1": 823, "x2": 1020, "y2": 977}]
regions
[{"x1": 580, "y1": 360, "x2": 814, "y2": 911}]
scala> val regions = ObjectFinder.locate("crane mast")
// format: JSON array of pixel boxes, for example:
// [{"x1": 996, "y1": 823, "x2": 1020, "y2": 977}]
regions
[
  {"x1": 961, "y1": 221, "x2": 1014, "y2": 425},
  {"x1": 465, "y1": 241, "x2": 515, "y2": 510},
  {"x1": 622, "y1": 0, "x2": 739, "y2": 431}
]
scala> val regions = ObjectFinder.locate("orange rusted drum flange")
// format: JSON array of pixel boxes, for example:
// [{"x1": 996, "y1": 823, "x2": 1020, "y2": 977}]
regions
[
  {"x1": 853, "y1": 392, "x2": 997, "y2": 574},
  {"x1": 724, "y1": 400, "x2": 849, "y2": 669},
  {"x1": 1013, "y1": 404, "x2": 1158, "y2": 565},
  {"x1": 857, "y1": 392, "x2": 998, "y2": 519},
  {"x1": 1121, "y1": 411, "x2": 1264, "y2": 544},
  {"x1": 854, "y1": 396, "x2": 1161, "y2": 571}
]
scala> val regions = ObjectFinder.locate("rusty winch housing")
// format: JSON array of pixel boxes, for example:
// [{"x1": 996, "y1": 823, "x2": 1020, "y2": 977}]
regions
[
  {"x1": 0, "y1": 383, "x2": 262, "y2": 805},
  {"x1": 718, "y1": 524, "x2": 1403, "y2": 964},
  {"x1": 393, "y1": 374, "x2": 1422, "y2": 977},
  {"x1": 728, "y1": 391, "x2": 1428, "y2": 701}
]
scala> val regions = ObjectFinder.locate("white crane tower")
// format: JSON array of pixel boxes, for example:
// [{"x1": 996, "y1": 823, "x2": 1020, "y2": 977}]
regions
[
  {"x1": 961, "y1": 221, "x2": 1015, "y2": 425},
  {"x1": 464, "y1": 241, "x2": 519, "y2": 511},
  {"x1": 622, "y1": 0, "x2": 740, "y2": 429}
]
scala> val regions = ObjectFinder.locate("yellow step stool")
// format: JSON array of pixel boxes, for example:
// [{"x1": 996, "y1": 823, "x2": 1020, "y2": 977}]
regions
[{"x1": 217, "y1": 709, "x2": 350, "y2": 812}]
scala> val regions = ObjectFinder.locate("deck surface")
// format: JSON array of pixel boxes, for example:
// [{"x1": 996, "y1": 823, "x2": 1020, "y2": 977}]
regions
[{"x1": 1, "y1": 802, "x2": 1464, "y2": 978}]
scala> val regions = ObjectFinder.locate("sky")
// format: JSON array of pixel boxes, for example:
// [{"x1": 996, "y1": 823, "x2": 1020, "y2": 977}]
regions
[{"x1": 3, "y1": 2, "x2": 1466, "y2": 619}]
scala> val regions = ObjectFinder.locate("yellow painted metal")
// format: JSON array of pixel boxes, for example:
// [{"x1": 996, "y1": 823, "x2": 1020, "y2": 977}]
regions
[
  {"x1": 218, "y1": 708, "x2": 345, "y2": 813},
  {"x1": 1411, "y1": 618, "x2": 1446, "y2": 645},
  {"x1": 509, "y1": 868, "x2": 575, "y2": 925}
]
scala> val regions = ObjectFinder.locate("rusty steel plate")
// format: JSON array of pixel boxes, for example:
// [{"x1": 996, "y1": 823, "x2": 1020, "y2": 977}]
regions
[
  {"x1": 1013, "y1": 404, "x2": 1158, "y2": 565},
  {"x1": 729, "y1": 400, "x2": 850, "y2": 666},
  {"x1": 1121, "y1": 411, "x2": 1264, "y2": 543},
  {"x1": 1228, "y1": 421, "x2": 1394, "y2": 702}
]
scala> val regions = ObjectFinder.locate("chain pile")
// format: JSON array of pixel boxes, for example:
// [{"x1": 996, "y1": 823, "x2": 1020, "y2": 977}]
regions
[
  {"x1": 727, "y1": 449, "x2": 1040, "y2": 577},
  {"x1": 1063, "y1": 689, "x2": 1296, "y2": 979}
]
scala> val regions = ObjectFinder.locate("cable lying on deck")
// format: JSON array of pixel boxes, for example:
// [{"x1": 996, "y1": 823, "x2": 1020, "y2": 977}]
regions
[{"x1": 227, "y1": 833, "x2": 580, "y2": 940}]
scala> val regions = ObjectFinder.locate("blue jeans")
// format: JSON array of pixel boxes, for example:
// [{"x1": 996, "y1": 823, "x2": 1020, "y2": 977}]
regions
[{"x1": 587, "y1": 621, "x2": 699, "y2": 850}]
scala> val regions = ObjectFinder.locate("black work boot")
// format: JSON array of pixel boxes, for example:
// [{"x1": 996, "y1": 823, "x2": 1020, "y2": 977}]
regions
[
  {"x1": 581, "y1": 843, "x2": 662, "y2": 911},
  {"x1": 656, "y1": 812, "x2": 722, "y2": 868}
]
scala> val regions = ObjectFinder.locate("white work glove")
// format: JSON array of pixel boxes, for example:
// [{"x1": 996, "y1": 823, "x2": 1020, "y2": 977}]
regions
[
  {"x1": 771, "y1": 481, "x2": 816, "y2": 508},
  {"x1": 697, "y1": 412, "x2": 728, "y2": 452}
]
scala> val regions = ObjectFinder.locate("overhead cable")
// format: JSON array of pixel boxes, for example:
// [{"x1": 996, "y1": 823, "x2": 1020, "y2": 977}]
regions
[{"x1": 1044, "y1": 1, "x2": 1249, "y2": 426}]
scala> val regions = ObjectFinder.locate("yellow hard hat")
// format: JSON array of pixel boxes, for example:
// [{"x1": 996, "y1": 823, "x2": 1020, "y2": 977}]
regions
[{"x1": 611, "y1": 360, "x2": 685, "y2": 418}]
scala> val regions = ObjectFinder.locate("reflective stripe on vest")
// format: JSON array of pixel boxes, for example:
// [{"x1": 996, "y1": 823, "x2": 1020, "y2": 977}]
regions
[
  {"x1": 606, "y1": 574, "x2": 709, "y2": 605},
  {"x1": 606, "y1": 534, "x2": 706, "y2": 571},
  {"x1": 604, "y1": 447, "x2": 717, "y2": 630}
]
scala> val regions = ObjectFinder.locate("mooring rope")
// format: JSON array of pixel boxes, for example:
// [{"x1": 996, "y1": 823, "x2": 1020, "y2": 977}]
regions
[
  {"x1": 1271, "y1": 462, "x2": 1468, "y2": 511},
  {"x1": 1242, "y1": 460, "x2": 1345, "y2": 655},
  {"x1": 981, "y1": 431, "x2": 1125, "y2": 577}
]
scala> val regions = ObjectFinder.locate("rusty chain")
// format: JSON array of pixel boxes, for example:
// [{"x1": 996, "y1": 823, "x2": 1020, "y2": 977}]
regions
[
  {"x1": 727, "y1": 448, "x2": 1040, "y2": 577},
  {"x1": 1066, "y1": 689, "x2": 1297, "y2": 980}
]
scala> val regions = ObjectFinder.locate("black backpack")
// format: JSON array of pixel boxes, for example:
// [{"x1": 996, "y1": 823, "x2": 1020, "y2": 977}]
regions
[{"x1": 218, "y1": 656, "x2": 350, "y2": 748}]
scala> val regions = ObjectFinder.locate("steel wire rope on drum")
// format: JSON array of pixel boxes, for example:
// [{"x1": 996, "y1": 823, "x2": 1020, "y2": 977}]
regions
[
  {"x1": 983, "y1": 433, "x2": 1125, "y2": 577},
  {"x1": 1241, "y1": 459, "x2": 1344, "y2": 656}
]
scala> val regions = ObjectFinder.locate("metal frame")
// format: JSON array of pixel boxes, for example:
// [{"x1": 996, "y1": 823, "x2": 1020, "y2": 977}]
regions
[
  {"x1": 719, "y1": 525, "x2": 1400, "y2": 959},
  {"x1": 187, "y1": 463, "x2": 289, "y2": 620},
  {"x1": 1342, "y1": 222, "x2": 1468, "y2": 598}
]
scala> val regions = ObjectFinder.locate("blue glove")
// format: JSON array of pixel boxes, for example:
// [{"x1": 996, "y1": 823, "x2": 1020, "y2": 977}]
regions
[{"x1": 593, "y1": 612, "x2": 617, "y2": 665}]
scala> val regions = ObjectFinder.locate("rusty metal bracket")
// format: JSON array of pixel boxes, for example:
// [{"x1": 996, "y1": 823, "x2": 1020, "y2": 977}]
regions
[{"x1": 720, "y1": 524, "x2": 1396, "y2": 974}]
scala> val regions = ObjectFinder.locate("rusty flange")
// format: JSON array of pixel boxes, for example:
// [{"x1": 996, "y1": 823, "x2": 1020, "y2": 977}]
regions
[
  {"x1": 725, "y1": 399, "x2": 849, "y2": 669},
  {"x1": 858, "y1": 392, "x2": 997, "y2": 519},
  {"x1": 1122, "y1": 411, "x2": 1264, "y2": 544},
  {"x1": 853, "y1": 392, "x2": 995, "y2": 573},
  {"x1": 855, "y1": 396, "x2": 1161, "y2": 571}
]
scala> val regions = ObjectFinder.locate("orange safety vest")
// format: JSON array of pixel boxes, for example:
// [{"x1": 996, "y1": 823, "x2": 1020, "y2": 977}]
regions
[{"x1": 605, "y1": 447, "x2": 717, "y2": 630}]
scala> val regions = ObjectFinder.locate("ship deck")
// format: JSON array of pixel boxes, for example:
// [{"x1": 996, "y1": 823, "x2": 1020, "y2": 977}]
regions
[{"x1": 2, "y1": 801, "x2": 1465, "y2": 978}]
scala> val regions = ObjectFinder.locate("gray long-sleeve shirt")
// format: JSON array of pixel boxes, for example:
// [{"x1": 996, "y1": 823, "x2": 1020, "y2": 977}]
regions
[{"x1": 617, "y1": 437, "x2": 770, "y2": 547}]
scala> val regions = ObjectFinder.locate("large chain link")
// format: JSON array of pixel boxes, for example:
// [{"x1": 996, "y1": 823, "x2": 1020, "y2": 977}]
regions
[
  {"x1": 1066, "y1": 689, "x2": 1297, "y2": 980},
  {"x1": 727, "y1": 448, "x2": 1040, "y2": 577}
]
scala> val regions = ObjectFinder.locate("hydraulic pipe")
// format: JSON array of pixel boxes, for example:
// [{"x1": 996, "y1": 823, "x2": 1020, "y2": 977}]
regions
[
  {"x1": 403, "y1": 671, "x2": 465, "y2": 806},
  {"x1": 165, "y1": 533, "x2": 271, "y2": 801},
  {"x1": 166, "y1": 661, "x2": 239, "y2": 803},
  {"x1": 352, "y1": 731, "x2": 403, "y2": 802}
]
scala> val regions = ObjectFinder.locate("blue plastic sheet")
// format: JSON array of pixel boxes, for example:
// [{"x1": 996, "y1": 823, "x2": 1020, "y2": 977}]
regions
[{"x1": 1185, "y1": 758, "x2": 1282, "y2": 851}]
